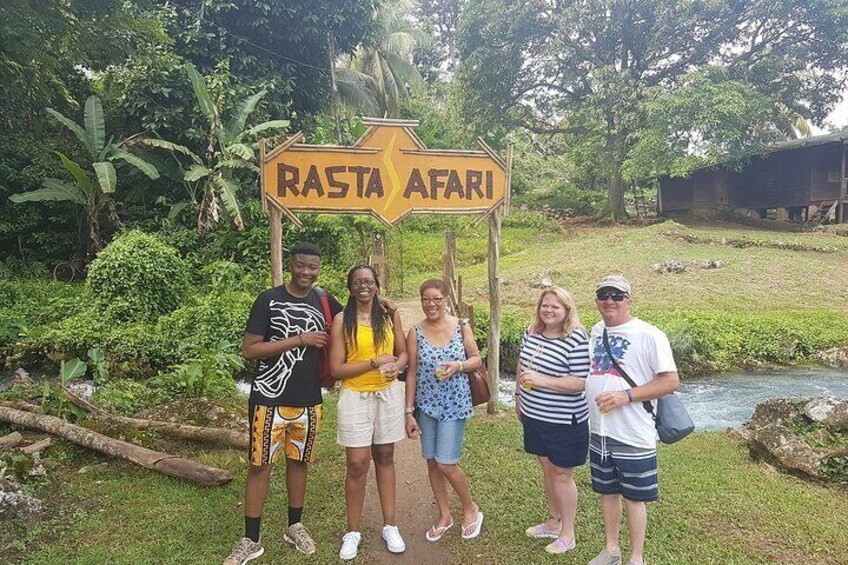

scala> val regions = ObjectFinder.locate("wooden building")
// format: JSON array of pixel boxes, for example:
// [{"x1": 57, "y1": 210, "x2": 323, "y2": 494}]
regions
[{"x1": 658, "y1": 133, "x2": 848, "y2": 223}]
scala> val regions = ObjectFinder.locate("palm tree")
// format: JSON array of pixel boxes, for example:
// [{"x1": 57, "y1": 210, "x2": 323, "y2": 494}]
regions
[
  {"x1": 143, "y1": 63, "x2": 288, "y2": 232},
  {"x1": 335, "y1": 0, "x2": 427, "y2": 117},
  {"x1": 9, "y1": 96, "x2": 159, "y2": 251}
]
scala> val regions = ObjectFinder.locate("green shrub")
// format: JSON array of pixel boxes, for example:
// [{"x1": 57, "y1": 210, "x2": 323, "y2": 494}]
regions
[
  {"x1": 87, "y1": 230, "x2": 189, "y2": 322},
  {"x1": 156, "y1": 291, "x2": 255, "y2": 361},
  {"x1": 93, "y1": 379, "x2": 163, "y2": 414},
  {"x1": 635, "y1": 309, "x2": 848, "y2": 375},
  {"x1": 473, "y1": 307, "x2": 530, "y2": 372},
  {"x1": 151, "y1": 342, "x2": 243, "y2": 401}
]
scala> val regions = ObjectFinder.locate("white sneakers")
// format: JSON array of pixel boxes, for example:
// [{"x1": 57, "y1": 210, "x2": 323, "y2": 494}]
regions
[
  {"x1": 340, "y1": 526, "x2": 406, "y2": 560},
  {"x1": 382, "y1": 524, "x2": 406, "y2": 553},
  {"x1": 339, "y1": 531, "x2": 362, "y2": 560}
]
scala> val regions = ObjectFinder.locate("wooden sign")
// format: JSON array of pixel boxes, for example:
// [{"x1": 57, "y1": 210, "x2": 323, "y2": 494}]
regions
[{"x1": 261, "y1": 118, "x2": 509, "y2": 226}]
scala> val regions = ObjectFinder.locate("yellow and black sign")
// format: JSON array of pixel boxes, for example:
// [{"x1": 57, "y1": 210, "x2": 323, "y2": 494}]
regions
[{"x1": 261, "y1": 118, "x2": 509, "y2": 225}]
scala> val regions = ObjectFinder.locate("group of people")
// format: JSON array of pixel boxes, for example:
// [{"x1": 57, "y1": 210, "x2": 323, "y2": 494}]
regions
[{"x1": 225, "y1": 242, "x2": 680, "y2": 565}]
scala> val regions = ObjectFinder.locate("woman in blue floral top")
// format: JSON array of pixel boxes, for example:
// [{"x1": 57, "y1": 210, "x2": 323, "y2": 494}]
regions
[{"x1": 404, "y1": 279, "x2": 484, "y2": 542}]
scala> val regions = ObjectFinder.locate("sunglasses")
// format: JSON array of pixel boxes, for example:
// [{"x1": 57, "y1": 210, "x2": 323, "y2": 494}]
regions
[{"x1": 596, "y1": 291, "x2": 628, "y2": 302}]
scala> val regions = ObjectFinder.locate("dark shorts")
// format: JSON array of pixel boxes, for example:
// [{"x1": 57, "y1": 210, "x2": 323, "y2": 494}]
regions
[
  {"x1": 589, "y1": 434, "x2": 658, "y2": 502},
  {"x1": 521, "y1": 414, "x2": 589, "y2": 469}
]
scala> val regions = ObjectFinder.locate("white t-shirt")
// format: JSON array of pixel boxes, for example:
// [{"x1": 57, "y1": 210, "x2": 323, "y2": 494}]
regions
[{"x1": 586, "y1": 318, "x2": 678, "y2": 449}]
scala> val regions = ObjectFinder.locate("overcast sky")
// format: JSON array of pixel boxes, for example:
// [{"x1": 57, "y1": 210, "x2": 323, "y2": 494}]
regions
[{"x1": 814, "y1": 95, "x2": 848, "y2": 134}]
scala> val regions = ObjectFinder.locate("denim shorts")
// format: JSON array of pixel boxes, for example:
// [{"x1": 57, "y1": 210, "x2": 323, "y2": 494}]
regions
[{"x1": 417, "y1": 411, "x2": 467, "y2": 464}]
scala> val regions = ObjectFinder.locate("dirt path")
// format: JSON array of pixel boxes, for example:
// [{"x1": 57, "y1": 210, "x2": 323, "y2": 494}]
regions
[{"x1": 356, "y1": 300, "x2": 451, "y2": 564}]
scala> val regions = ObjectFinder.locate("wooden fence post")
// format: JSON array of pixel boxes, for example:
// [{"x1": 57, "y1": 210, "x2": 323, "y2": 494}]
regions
[
  {"x1": 270, "y1": 206, "x2": 283, "y2": 287},
  {"x1": 486, "y1": 208, "x2": 501, "y2": 414}
]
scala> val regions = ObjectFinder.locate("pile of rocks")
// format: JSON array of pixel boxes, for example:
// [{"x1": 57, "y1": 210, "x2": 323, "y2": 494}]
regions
[{"x1": 743, "y1": 397, "x2": 848, "y2": 482}]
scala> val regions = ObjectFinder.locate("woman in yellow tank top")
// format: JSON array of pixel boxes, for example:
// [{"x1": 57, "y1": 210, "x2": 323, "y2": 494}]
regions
[{"x1": 329, "y1": 265, "x2": 408, "y2": 560}]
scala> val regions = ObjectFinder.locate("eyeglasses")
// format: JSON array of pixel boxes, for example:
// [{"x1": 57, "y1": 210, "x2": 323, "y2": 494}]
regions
[
  {"x1": 421, "y1": 297, "x2": 445, "y2": 304},
  {"x1": 596, "y1": 291, "x2": 628, "y2": 302},
  {"x1": 351, "y1": 279, "x2": 377, "y2": 288}
]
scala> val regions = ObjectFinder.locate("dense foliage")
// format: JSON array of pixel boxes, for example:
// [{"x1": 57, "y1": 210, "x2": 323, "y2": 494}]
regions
[
  {"x1": 87, "y1": 231, "x2": 189, "y2": 322},
  {"x1": 456, "y1": 0, "x2": 848, "y2": 219}
]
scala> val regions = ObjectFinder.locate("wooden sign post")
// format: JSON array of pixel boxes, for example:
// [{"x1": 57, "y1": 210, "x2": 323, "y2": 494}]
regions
[{"x1": 260, "y1": 118, "x2": 511, "y2": 413}]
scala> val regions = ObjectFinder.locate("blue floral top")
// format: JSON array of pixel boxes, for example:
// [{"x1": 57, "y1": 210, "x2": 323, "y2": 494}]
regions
[{"x1": 415, "y1": 323, "x2": 473, "y2": 422}]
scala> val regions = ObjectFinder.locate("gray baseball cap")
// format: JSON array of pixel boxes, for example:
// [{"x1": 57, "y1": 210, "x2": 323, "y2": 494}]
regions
[{"x1": 596, "y1": 274, "x2": 631, "y2": 294}]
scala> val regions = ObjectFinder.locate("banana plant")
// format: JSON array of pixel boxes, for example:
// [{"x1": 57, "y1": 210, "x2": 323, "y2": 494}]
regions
[
  {"x1": 144, "y1": 63, "x2": 289, "y2": 232},
  {"x1": 9, "y1": 96, "x2": 159, "y2": 251}
]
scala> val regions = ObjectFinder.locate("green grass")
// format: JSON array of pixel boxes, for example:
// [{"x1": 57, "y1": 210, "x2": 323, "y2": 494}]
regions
[
  {"x1": 388, "y1": 219, "x2": 848, "y2": 317},
  {"x1": 12, "y1": 405, "x2": 848, "y2": 564}
]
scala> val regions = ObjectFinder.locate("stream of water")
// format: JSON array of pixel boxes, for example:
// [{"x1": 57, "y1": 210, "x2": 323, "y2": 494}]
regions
[
  {"x1": 498, "y1": 367, "x2": 848, "y2": 430},
  {"x1": 4, "y1": 367, "x2": 846, "y2": 431}
]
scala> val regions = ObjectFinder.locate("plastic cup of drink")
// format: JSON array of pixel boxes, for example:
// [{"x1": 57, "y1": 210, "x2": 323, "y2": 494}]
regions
[{"x1": 380, "y1": 365, "x2": 396, "y2": 381}]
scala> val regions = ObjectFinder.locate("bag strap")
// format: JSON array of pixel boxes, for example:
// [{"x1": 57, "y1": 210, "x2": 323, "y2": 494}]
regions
[
  {"x1": 317, "y1": 290, "x2": 333, "y2": 330},
  {"x1": 602, "y1": 328, "x2": 655, "y2": 419}
]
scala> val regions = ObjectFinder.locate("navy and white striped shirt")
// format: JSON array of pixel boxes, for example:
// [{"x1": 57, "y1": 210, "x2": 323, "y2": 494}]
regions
[{"x1": 518, "y1": 328, "x2": 591, "y2": 425}]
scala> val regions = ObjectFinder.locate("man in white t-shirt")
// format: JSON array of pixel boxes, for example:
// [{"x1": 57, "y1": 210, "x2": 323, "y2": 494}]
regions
[{"x1": 585, "y1": 275, "x2": 679, "y2": 565}]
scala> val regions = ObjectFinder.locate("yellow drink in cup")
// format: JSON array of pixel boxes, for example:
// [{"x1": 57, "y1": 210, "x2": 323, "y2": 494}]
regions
[{"x1": 380, "y1": 364, "x2": 396, "y2": 381}]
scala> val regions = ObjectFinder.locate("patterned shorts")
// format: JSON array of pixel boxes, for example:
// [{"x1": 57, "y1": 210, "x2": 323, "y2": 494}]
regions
[
  {"x1": 589, "y1": 433, "x2": 658, "y2": 502},
  {"x1": 249, "y1": 404, "x2": 322, "y2": 466}
]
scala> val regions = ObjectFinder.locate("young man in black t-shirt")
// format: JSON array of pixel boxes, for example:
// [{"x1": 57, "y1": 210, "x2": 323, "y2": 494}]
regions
[{"x1": 224, "y1": 243, "x2": 342, "y2": 564}]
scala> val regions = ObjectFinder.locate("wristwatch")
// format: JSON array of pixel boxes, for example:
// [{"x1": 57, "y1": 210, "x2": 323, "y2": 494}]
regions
[
  {"x1": 625, "y1": 389, "x2": 634, "y2": 403},
  {"x1": 404, "y1": 406, "x2": 415, "y2": 415}
]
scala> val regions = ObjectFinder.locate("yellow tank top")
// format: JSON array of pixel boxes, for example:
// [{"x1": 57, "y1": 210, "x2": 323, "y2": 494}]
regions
[{"x1": 343, "y1": 323, "x2": 395, "y2": 392}]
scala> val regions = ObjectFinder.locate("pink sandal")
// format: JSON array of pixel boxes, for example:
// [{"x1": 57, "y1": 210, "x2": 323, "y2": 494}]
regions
[{"x1": 525, "y1": 522, "x2": 562, "y2": 539}]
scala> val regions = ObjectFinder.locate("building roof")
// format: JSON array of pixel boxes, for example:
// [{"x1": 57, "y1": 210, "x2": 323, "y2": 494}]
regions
[
  {"x1": 768, "y1": 131, "x2": 847, "y2": 152},
  {"x1": 658, "y1": 132, "x2": 848, "y2": 180}
]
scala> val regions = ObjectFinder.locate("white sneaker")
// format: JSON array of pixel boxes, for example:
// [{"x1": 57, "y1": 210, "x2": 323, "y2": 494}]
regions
[
  {"x1": 339, "y1": 531, "x2": 361, "y2": 560},
  {"x1": 382, "y1": 524, "x2": 406, "y2": 553}
]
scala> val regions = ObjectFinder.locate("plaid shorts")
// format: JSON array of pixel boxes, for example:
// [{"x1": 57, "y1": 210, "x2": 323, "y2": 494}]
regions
[{"x1": 249, "y1": 404, "x2": 322, "y2": 466}]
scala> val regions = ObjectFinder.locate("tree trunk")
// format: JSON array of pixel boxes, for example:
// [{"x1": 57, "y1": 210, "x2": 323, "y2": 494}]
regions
[
  {"x1": 607, "y1": 159, "x2": 628, "y2": 221},
  {"x1": 0, "y1": 405, "x2": 234, "y2": 486},
  {"x1": 62, "y1": 387, "x2": 249, "y2": 450},
  {"x1": 197, "y1": 184, "x2": 221, "y2": 233}
]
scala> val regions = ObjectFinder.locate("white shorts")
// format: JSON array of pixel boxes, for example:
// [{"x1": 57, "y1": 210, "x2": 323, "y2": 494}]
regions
[{"x1": 337, "y1": 380, "x2": 406, "y2": 448}]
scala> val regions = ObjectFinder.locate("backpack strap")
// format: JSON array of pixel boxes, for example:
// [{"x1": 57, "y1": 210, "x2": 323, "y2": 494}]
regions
[
  {"x1": 602, "y1": 328, "x2": 655, "y2": 419},
  {"x1": 317, "y1": 289, "x2": 333, "y2": 330}
]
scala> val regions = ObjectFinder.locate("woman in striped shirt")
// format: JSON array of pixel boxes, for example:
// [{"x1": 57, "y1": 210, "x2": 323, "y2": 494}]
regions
[{"x1": 515, "y1": 286, "x2": 590, "y2": 555}]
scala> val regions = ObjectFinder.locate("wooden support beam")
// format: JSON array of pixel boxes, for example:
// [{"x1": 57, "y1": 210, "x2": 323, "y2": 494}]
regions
[
  {"x1": 270, "y1": 205, "x2": 283, "y2": 287},
  {"x1": 486, "y1": 208, "x2": 501, "y2": 415}
]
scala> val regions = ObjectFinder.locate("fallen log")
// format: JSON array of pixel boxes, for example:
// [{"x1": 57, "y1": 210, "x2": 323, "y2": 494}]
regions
[
  {"x1": 21, "y1": 437, "x2": 51, "y2": 455},
  {"x1": 0, "y1": 431, "x2": 25, "y2": 451},
  {"x1": 62, "y1": 387, "x2": 249, "y2": 450},
  {"x1": 0, "y1": 400, "x2": 40, "y2": 413},
  {"x1": 0, "y1": 405, "x2": 233, "y2": 486}
]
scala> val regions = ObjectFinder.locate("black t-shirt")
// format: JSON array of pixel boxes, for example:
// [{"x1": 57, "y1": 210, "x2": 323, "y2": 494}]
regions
[{"x1": 244, "y1": 286, "x2": 343, "y2": 406}]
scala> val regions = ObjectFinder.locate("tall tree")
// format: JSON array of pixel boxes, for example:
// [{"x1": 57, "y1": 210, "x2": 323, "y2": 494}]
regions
[
  {"x1": 414, "y1": 0, "x2": 468, "y2": 82},
  {"x1": 9, "y1": 96, "x2": 160, "y2": 252},
  {"x1": 0, "y1": 0, "x2": 159, "y2": 260},
  {"x1": 104, "y1": 0, "x2": 378, "y2": 140},
  {"x1": 335, "y1": 0, "x2": 426, "y2": 117},
  {"x1": 143, "y1": 64, "x2": 288, "y2": 233},
  {"x1": 457, "y1": 0, "x2": 848, "y2": 220}
]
